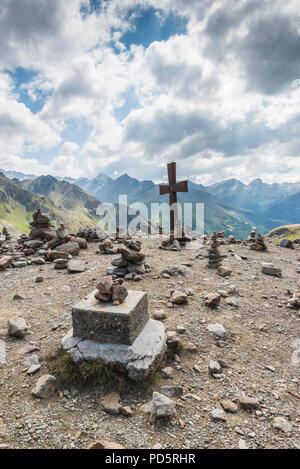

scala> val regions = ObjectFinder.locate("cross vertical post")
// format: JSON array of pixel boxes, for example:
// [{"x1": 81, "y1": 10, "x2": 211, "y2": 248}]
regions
[{"x1": 159, "y1": 162, "x2": 188, "y2": 240}]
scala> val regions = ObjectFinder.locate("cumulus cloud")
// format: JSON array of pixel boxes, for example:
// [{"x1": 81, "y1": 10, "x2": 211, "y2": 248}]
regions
[{"x1": 0, "y1": 0, "x2": 299, "y2": 183}]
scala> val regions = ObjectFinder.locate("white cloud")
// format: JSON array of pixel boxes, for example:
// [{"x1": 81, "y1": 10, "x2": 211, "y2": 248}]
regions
[{"x1": 0, "y1": 0, "x2": 299, "y2": 184}]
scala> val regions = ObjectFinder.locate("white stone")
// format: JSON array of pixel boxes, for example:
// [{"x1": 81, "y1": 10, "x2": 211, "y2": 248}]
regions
[
  {"x1": 207, "y1": 323, "x2": 227, "y2": 339},
  {"x1": 273, "y1": 417, "x2": 292, "y2": 433},
  {"x1": 0, "y1": 340, "x2": 6, "y2": 365}
]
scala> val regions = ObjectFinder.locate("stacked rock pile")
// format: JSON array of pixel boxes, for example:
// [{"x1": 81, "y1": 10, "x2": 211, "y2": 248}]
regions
[
  {"x1": 97, "y1": 238, "x2": 118, "y2": 255},
  {"x1": 2, "y1": 227, "x2": 11, "y2": 241},
  {"x1": 28, "y1": 209, "x2": 56, "y2": 241},
  {"x1": 107, "y1": 240, "x2": 150, "y2": 280},
  {"x1": 76, "y1": 227, "x2": 99, "y2": 243},
  {"x1": 250, "y1": 233, "x2": 267, "y2": 251},
  {"x1": 94, "y1": 276, "x2": 128, "y2": 305},
  {"x1": 205, "y1": 233, "x2": 227, "y2": 269},
  {"x1": 0, "y1": 209, "x2": 87, "y2": 271}
]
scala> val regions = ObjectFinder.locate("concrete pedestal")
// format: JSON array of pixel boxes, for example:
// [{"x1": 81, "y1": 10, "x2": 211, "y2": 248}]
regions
[
  {"x1": 62, "y1": 290, "x2": 166, "y2": 381},
  {"x1": 72, "y1": 290, "x2": 148, "y2": 346}
]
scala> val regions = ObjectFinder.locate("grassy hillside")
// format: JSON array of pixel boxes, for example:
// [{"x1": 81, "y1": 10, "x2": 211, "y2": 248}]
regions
[
  {"x1": 264, "y1": 224, "x2": 300, "y2": 244},
  {"x1": 0, "y1": 173, "x2": 99, "y2": 235}
]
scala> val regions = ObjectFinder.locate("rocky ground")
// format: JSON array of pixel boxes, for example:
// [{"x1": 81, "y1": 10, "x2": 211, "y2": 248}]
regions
[{"x1": 0, "y1": 237, "x2": 299, "y2": 449}]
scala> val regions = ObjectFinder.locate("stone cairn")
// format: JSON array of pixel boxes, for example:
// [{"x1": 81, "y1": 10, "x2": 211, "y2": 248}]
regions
[
  {"x1": 0, "y1": 209, "x2": 87, "y2": 270},
  {"x1": 288, "y1": 281, "x2": 300, "y2": 309},
  {"x1": 29, "y1": 209, "x2": 56, "y2": 241},
  {"x1": 95, "y1": 276, "x2": 128, "y2": 306},
  {"x1": 107, "y1": 240, "x2": 150, "y2": 280},
  {"x1": 160, "y1": 237, "x2": 181, "y2": 251},
  {"x1": 247, "y1": 230, "x2": 257, "y2": 243},
  {"x1": 76, "y1": 227, "x2": 99, "y2": 243},
  {"x1": 97, "y1": 238, "x2": 118, "y2": 255},
  {"x1": 205, "y1": 232, "x2": 227, "y2": 269},
  {"x1": 2, "y1": 227, "x2": 11, "y2": 241},
  {"x1": 250, "y1": 233, "x2": 267, "y2": 251}
]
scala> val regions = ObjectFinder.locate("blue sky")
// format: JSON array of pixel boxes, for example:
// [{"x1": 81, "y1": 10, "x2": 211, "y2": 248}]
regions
[{"x1": 0, "y1": 0, "x2": 300, "y2": 184}]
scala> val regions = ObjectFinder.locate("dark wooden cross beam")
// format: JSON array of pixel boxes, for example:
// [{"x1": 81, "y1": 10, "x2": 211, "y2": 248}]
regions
[{"x1": 159, "y1": 162, "x2": 188, "y2": 240}]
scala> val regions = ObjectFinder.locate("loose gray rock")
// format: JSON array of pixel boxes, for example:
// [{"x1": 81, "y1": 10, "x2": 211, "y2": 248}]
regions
[
  {"x1": 273, "y1": 417, "x2": 292, "y2": 433},
  {"x1": 103, "y1": 392, "x2": 121, "y2": 415},
  {"x1": 31, "y1": 375, "x2": 58, "y2": 398},
  {"x1": 67, "y1": 260, "x2": 87, "y2": 273},
  {"x1": 7, "y1": 317, "x2": 27, "y2": 338},
  {"x1": 159, "y1": 386, "x2": 184, "y2": 398},
  {"x1": 261, "y1": 262, "x2": 282, "y2": 278},
  {"x1": 207, "y1": 324, "x2": 227, "y2": 340},
  {"x1": 226, "y1": 297, "x2": 239, "y2": 307},
  {"x1": 211, "y1": 409, "x2": 227, "y2": 422},
  {"x1": 161, "y1": 265, "x2": 191, "y2": 277},
  {"x1": 142, "y1": 392, "x2": 176, "y2": 418}
]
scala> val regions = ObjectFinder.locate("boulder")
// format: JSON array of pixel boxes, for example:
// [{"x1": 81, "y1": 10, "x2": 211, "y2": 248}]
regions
[
  {"x1": 261, "y1": 262, "x2": 282, "y2": 278},
  {"x1": 207, "y1": 323, "x2": 227, "y2": 340},
  {"x1": 205, "y1": 293, "x2": 221, "y2": 309},
  {"x1": 70, "y1": 237, "x2": 88, "y2": 249},
  {"x1": 0, "y1": 256, "x2": 13, "y2": 271},
  {"x1": 217, "y1": 266, "x2": 232, "y2": 277},
  {"x1": 53, "y1": 259, "x2": 68, "y2": 269},
  {"x1": 141, "y1": 392, "x2": 176, "y2": 418},
  {"x1": 7, "y1": 317, "x2": 27, "y2": 338},
  {"x1": 48, "y1": 251, "x2": 71, "y2": 261},
  {"x1": 54, "y1": 242, "x2": 80, "y2": 256},
  {"x1": 238, "y1": 395, "x2": 260, "y2": 410},
  {"x1": 24, "y1": 240, "x2": 43, "y2": 250},
  {"x1": 103, "y1": 392, "x2": 121, "y2": 415},
  {"x1": 31, "y1": 375, "x2": 58, "y2": 398},
  {"x1": 280, "y1": 239, "x2": 294, "y2": 249},
  {"x1": 170, "y1": 290, "x2": 188, "y2": 305},
  {"x1": 67, "y1": 260, "x2": 87, "y2": 274}
]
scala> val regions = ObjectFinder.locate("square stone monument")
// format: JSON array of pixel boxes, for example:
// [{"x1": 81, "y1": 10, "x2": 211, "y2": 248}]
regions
[{"x1": 62, "y1": 290, "x2": 166, "y2": 381}]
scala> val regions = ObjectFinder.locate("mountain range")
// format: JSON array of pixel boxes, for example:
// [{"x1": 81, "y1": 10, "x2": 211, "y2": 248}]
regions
[
  {"x1": 0, "y1": 173, "x2": 99, "y2": 235},
  {"x1": 0, "y1": 168, "x2": 299, "y2": 237}
]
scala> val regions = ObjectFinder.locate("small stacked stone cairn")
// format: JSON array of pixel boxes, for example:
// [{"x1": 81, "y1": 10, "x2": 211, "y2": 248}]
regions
[
  {"x1": 2, "y1": 227, "x2": 11, "y2": 241},
  {"x1": 288, "y1": 281, "x2": 300, "y2": 309},
  {"x1": 7, "y1": 209, "x2": 87, "y2": 269},
  {"x1": 159, "y1": 237, "x2": 181, "y2": 251},
  {"x1": 98, "y1": 238, "x2": 118, "y2": 255},
  {"x1": 76, "y1": 227, "x2": 99, "y2": 243},
  {"x1": 95, "y1": 276, "x2": 128, "y2": 305},
  {"x1": 107, "y1": 240, "x2": 150, "y2": 280},
  {"x1": 247, "y1": 230, "x2": 257, "y2": 243},
  {"x1": 29, "y1": 209, "x2": 56, "y2": 241},
  {"x1": 250, "y1": 233, "x2": 267, "y2": 251},
  {"x1": 47, "y1": 224, "x2": 68, "y2": 250},
  {"x1": 205, "y1": 232, "x2": 227, "y2": 269}
]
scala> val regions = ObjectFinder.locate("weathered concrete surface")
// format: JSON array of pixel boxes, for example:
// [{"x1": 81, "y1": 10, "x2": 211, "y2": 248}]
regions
[
  {"x1": 72, "y1": 290, "x2": 149, "y2": 345},
  {"x1": 61, "y1": 319, "x2": 166, "y2": 381}
]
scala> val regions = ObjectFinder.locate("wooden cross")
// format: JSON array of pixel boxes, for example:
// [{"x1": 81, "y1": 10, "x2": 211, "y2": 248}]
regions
[{"x1": 159, "y1": 162, "x2": 188, "y2": 240}]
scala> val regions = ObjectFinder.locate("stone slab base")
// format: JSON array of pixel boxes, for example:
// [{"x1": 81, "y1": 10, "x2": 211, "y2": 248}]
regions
[{"x1": 61, "y1": 319, "x2": 166, "y2": 381}]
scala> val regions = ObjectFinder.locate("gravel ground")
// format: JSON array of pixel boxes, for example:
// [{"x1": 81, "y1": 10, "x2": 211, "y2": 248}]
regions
[{"x1": 0, "y1": 238, "x2": 299, "y2": 449}]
